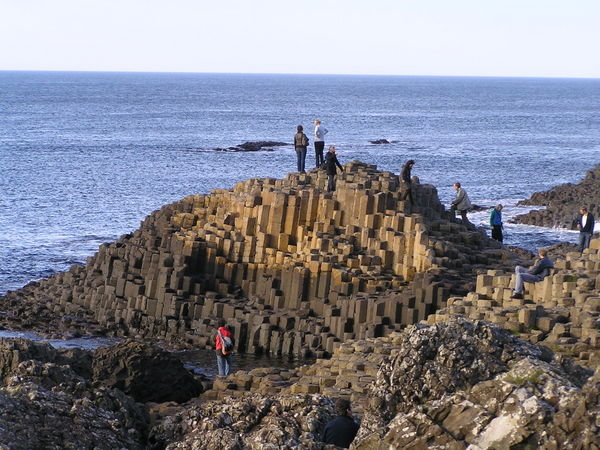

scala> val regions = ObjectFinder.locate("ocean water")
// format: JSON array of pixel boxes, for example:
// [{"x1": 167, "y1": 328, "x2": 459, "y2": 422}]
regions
[{"x1": 1, "y1": 71, "x2": 599, "y2": 294}]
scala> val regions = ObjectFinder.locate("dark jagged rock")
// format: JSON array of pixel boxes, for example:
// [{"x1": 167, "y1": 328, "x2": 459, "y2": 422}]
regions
[
  {"x1": 369, "y1": 139, "x2": 392, "y2": 144},
  {"x1": 92, "y1": 339, "x2": 203, "y2": 403},
  {"x1": 214, "y1": 141, "x2": 288, "y2": 152},
  {"x1": 0, "y1": 339, "x2": 148, "y2": 449},
  {"x1": 354, "y1": 318, "x2": 597, "y2": 449},
  {"x1": 514, "y1": 164, "x2": 600, "y2": 229}
]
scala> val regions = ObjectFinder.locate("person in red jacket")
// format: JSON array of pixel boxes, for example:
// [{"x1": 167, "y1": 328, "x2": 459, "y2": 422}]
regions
[{"x1": 215, "y1": 318, "x2": 234, "y2": 376}]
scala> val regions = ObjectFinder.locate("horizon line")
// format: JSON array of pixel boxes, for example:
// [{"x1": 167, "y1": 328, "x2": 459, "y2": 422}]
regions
[{"x1": 1, "y1": 68, "x2": 599, "y2": 81}]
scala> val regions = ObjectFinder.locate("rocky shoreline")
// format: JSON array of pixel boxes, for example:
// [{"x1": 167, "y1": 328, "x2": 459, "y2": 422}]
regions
[
  {"x1": 513, "y1": 164, "x2": 600, "y2": 229},
  {"x1": 1, "y1": 160, "x2": 599, "y2": 448}
]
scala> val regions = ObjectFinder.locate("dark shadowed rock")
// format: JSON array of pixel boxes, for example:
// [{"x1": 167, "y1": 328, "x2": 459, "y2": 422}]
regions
[
  {"x1": 92, "y1": 340, "x2": 203, "y2": 403},
  {"x1": 214, "y1": 141, "x2": 288, "y2": 152},
  {"x1": 514, "y1": 164, "x2": 600, "y2": 229},
  {"x1": 369, "y1": 139, "x2": 392, "y2": 144}
]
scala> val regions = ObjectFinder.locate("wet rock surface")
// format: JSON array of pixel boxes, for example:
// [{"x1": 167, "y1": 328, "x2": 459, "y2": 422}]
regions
[
  {"x1": 214, "y1": 141, "x2": 289, "y2": 152},
  {"x1": 514, "y1": 164, "x2": 600, "y2": 229}
]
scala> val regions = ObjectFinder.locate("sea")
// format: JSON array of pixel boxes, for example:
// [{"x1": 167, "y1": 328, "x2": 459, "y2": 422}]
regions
[{"x1": 1, "y1": 71, "x2": 599, "y2": 295}]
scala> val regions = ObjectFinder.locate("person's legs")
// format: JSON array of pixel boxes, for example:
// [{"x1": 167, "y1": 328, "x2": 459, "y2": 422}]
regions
[
  {"x1": 315, "y1": 141, "x2": 324, "y2": 167},
  {"x1": 514, "y1": 266, "x2": 540, "y2": 295},
  {"x1": 224, "y1": 354, "x2": 232, "y2": 375},
  {"x1": 300, "y1": 148, "x2": 307, "y2": 172},
  {"x1": 579, "y1": 232, "x2": 592, "y2": 252},
  {"x1": 460, "y1": 209, "x2": 471, "y2": 225},
  {"x1": 296, "y1": 150, "x2": 302, "y2": 172},
  {"x1": 492, "y1": 225, "x2": 503, "y2": 242},
  {"x1": 328, "y1": 174, "x2": 335, "y2": 192},
  {"x1": 216, "y1": 353, "x2": 225, "y2": 376}
]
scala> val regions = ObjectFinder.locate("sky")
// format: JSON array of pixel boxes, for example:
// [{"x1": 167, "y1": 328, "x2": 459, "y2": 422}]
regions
[{"x1": 1, "y1": 0, "x2": 599, "y2": 78}]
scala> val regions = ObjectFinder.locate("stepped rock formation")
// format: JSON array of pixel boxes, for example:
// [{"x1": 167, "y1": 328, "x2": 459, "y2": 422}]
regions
[
  {"x1": 514, "y1": 164, "x2": 600, "y2": 229},
  {"x1": 0, "y1": 161, "x2": 513, "y2": 358}
]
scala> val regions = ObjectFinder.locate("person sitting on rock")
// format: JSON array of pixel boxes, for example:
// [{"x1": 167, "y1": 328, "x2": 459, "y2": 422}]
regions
[
  {"x1": 215, "y1": 318, "x2": 235, "y2": 376},
  {"x1": 450, "y1": 182, "x2": 472, "y2": 226},
  {"x1": 510, "y1": 248, "x2": 554, "y2": 299},
  {"x1": 322, "y1": 398, "x2": 360, "y2": 448},
  {"x1": 577, "y1": 206, "x2": 595, "y2": 253}
]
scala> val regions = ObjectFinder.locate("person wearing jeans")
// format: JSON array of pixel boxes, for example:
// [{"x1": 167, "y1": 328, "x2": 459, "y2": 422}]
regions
[
  {"x1": 293, "y1": 125, "x2": 309, "y2": 173},
  {"x1": 215, "y1": 318, "x2": 234, "y2": 376},
  {"x1": 511, "y1": 248, "x2": 554, "y2": 299},
  {"x1": 578, "y1": 207, "x2": 595, "y2": 253}
]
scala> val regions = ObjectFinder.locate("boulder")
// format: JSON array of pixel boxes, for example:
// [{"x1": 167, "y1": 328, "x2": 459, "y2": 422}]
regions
[{"x1": 92, "y1": 340, "x2": 203, "y2": 403}]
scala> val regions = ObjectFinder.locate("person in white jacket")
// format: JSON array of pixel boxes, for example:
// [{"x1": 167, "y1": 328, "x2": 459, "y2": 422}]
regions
[
  {"x1": 450, "y1": 182, "x2": 472, "y2": 226},
  {"x1": 314, "y1": 119, "x2": 328, "y2": 168}
]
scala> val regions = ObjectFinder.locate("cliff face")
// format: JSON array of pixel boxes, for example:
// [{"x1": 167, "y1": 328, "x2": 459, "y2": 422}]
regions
[{"x1": 1, "y1": 161, "x2": 513, "y2": 357}]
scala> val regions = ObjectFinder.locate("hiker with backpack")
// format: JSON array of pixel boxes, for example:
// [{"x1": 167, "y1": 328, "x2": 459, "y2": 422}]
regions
[
  {"x1": 293, "y1": 125, "x2": 309, "y2": 173},
  {"x1": 215, "y1": 318, "x2": 235, "y2": 376}
]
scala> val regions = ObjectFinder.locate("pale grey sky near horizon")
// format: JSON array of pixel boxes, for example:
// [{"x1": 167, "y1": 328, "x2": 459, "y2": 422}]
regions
[{"x1": 1, "y1": 0, "x2": 599, "y2": 78}]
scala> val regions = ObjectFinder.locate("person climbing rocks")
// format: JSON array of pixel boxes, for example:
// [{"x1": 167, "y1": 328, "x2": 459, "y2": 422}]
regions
[
  {"x1": 450, "y1": 182, "x2": 472, "y2": 226},
  {"x1": 324, "y1": 145, "x2": 343, "y2": 192},
  {"x1": 321, "y1": 398, "x2": 359, "y2": 448},
  {"x1": 490, "y1": 204, "x2": 504, "y2": 242},
  {"x1": 400, "y1": 159, "x2": 415, "y2": 212},
  {"x1": 215, "y1": 318, "x2": 235, "y2": 376}
]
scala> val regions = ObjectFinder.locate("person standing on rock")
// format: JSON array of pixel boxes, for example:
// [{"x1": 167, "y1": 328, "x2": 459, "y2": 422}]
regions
[
  {"x1": 322, "y1": 398, "x2": 360, "y2": 448},
  {"x1": 577, "y1": 207, "x2": 595, "y2": 252},
  {"x1": 314, "y1": 119, "x2": 328, "y2": 168},
  {"x1": 510, "y1": 248, "x2": 554, "y2": 299},
  {"x1": 324, "y1": 146, "x2": 343, "y2": 192},
  {"x1": 450, "y1": 182, "x2": 472, "y2": 226},
  {"x1": 293, "y1": 125, "x2": 309, "y2": 173},
  {"x1": 215, "y1": 318, "x2": 235, "y2": 376},
  {"x1": 490, "y1": 204, "x2": 504, "y2": 242},
  {"x1": 400, "y1": 160, "x2": 415, "y2": 212}
]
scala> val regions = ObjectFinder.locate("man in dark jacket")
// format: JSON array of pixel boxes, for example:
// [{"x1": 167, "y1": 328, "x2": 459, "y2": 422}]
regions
[
  {"x1": 511, "y1": 248, "x2": 553, "y2": 299},
  {"x1": 293, "y1": 125, "x2": 309, "y2": 173},
  {"x1": 322, "y1": 398, "x2": 359, "y2": 448},
  {"x1": 400, "y1": 160, "x2": 415, "y2": 212},
  {"x1": 578, "y1": 207, "x2": 595, "y2": 252},
  {"x1": 324, "y1": 146, "x2": 343, "y2": 192}
]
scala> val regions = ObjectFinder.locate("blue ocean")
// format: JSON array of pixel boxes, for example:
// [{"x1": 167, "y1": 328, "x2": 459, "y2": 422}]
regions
[{"x1": 1, "y1": 71, "x2": 599, "y2": 294}]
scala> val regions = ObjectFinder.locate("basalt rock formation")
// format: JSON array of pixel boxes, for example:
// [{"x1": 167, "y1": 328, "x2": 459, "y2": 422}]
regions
[
  {"x1": 214, "y1": 141, "x2": 289, "y2": 152},
  {"x1": 0, "y1": 161, "x2": 515, "y2": 359},
  {"x1": 514, "y1": 164, "x2": 600, "y2": 229}
]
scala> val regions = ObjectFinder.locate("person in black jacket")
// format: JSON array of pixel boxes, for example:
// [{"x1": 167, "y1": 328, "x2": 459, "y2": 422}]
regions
[
  {"x1": 322, "y1": 398, "x2": 359, "y2": 448},
  {"x1": 293, "y1": 125, "x2": 309, "y2": 173},
  {"x1": 400, "y1": 159, "x2": 415, "y2": 212},
  {"x1": 578, "y1": 207, "x2": 595, "y2": 252},
  {"x1": 324, "y1": 145, "x2": 343, "y2": 192}
]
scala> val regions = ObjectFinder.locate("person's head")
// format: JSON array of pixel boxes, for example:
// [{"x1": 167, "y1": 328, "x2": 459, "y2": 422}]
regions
[
  {"x1": 496, "y1": 204, "x2": 503, "y2": 211},
  {"x1": 453, "y1": 182, "x2": 461, "y2": 190},
  {"x1": 581, "y1": 207, "x2": 588, "y2": 215},
  {"x1": 217, "y1": 318, "x2": 226, "y2": 328},
  {"x1": 537, "y1": 248, "x2": 548, "y2": 258},
  {"x1": 297, "y1": 125, "x2": 303, "y2": 133},
  {"x1": 334, "y1": 398, "x2": 352, "y2": 417},
  {"x1": 328, "y1": 145, "x2": 336, "y2": 153},
  {"x1": 406, "y1": 159, "x2": 415, "y2": 167},
  {"x1": 314, "y1": 119, "x2": 321, "y2": 126}
]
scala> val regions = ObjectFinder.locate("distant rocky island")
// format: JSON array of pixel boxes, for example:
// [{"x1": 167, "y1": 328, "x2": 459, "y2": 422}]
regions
[
  {"x1": 213, "y1": 141, "x2": 289, "y2": 152},
  {"x1": 1, "y1": 161, "x2": 598, "y2": 448}
]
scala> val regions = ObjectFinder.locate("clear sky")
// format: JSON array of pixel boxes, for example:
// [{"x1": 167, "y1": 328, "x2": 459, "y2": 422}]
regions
[{"x1": 1, "y1": 0, "x2": 599, "y2": 78}]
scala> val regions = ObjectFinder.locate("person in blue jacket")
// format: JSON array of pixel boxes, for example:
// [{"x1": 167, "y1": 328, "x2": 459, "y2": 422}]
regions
[{"x1": 490, "y1": 204, "x2": 503, "y2": 242}]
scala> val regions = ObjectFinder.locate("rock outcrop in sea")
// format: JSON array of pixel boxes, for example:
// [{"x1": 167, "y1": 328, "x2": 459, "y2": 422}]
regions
[{"x1": 514, "y1": 163, "x2": 600, "y2": 229}]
